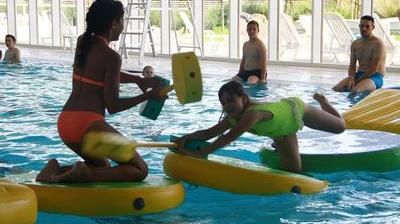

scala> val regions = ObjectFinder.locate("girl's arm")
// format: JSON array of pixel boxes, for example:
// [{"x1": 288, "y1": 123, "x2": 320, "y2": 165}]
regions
[
  {"x1": 180, "y1": 111, "x2": 266, "y2": 158},
  {"x1": 181, "y1": 118, "x2": 231, "y2": 142}
]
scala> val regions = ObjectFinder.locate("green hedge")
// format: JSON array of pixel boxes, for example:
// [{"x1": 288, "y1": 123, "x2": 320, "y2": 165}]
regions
[
  {"x1": 286, "y1": 1, "x2": 311, "y2": 21},
  {"x1": 150, "y1": 11, "x2": 184, "y2": 31},
  {"x1": 204, "y1": 4, "x2": 229, "y2": 30},
  {"x1": 242, "y1": 3, "x2": 268, "y2": 18},
  {"x1": 374, "y1": 0, "x2": 400, "y2": 17}
]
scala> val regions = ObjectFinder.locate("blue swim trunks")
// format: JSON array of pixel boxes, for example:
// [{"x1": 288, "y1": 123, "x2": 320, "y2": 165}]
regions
[{"x1": 355, "y1": 71, "x2": 384, "y2": 89}]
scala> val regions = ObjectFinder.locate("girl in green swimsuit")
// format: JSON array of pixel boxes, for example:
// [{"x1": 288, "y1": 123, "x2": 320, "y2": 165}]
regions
[{"x1": 176, "y1": 81, "x2": 346, "y2": 173}]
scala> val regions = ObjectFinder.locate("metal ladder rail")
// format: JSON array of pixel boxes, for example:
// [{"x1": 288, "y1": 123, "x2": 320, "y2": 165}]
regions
[
  {"x1": 137, "y1": 0, "x2": 154, "y2": 65},
  {"x1": 119, "y1": 0, "x2": 155, "y2": 66},
  {"x1": 171, "y1": 0, "x2": 203, "y2": 56}
]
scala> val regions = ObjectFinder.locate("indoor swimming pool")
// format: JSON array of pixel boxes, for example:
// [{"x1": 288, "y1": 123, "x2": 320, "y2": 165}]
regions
[{"x1": 1, "y1": 60, "x2": 400, "y2": 223}]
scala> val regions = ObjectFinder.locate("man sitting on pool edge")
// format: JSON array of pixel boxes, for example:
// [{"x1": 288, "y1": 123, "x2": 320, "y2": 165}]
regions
[
  {"x1": 233, "y1": 20, "x2": 268, "y2": 84},
  {"x1": 332, "y1": 15, "x2": 386, "y2": 93}
]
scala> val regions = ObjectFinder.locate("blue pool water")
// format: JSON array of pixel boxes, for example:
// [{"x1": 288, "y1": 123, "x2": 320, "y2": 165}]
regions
[{"x1": 1, "y1": 60, "x2": 400, "y2": 223}]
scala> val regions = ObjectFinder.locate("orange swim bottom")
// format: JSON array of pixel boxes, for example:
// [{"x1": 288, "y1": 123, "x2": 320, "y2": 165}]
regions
[{"x1": 57, "y1": 111, "x2": 105, "y2": 143}]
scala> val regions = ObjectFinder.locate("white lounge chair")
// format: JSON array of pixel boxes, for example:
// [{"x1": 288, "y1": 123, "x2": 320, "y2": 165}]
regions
[
  {"x1": 38, "y1": 11, "x2": 53, "y2": 45},
  {"x1": 39, "y1": 10, "x2": 77, "y2": 49},
  {"x1": 61, "y1": 11, "x2": 77, "y2": 51},
  {"x1": 178, "y1": 11, "x2": 217, "y2": 52},
  {"x1": 323, "y1": 12, "x2": 356, "y2": 62},
  {"x1": 279, "y1": 12, "x2": 301, "y2": 59}
]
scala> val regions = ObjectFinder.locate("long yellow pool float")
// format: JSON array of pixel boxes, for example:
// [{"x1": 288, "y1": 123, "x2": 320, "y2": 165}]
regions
[
  {"x1": 343, "y1": 89, "x2": 400, "y2": 134},
  {"x1": 0, "y1": 179, "x2": 37, "y2": 224},
  {"x1": 164, "y1": 152, "x2": 328, "y2": 195},
  {"x1": 7, "y1": 173, "x2": 184, "y2": 216}
]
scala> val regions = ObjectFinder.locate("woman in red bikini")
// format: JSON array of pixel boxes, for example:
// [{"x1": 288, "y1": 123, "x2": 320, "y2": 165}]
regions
[{"x1": 36, "y1": 0, "x2": 164, "y2": 183}]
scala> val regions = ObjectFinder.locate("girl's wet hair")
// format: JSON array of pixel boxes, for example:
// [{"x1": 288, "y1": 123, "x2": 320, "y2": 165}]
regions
[
  {"x1": 218, "y1": 80, "x2": 249, "y2": 100},
  {"x1": 76, "y1": 0, "x2": 124, "y2": 68},
  {"x1": 217, "y1": 81, "x2": 249, "y2": 122}
]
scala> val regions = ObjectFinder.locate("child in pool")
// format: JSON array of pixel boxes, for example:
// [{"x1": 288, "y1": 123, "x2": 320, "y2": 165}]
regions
[
  {"x1": 176, "y1": 81, "x2": 346, "y2": 173},
  {"x1": 3, "y1": 34, "x2": 20, "y2": 63},
  {"x1": 142, "y1": 65, "x2": 155, "y2": 79}
]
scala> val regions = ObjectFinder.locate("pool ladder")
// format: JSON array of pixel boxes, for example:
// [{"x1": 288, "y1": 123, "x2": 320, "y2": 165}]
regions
[{"x1": 119, "y1": 0, "x2": 156, "y2": 67}]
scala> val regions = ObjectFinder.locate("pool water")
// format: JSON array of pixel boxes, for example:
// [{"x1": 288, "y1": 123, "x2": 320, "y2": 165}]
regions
[{"x1": 1, "y1": 60, "x2": 400, "y2": 223}]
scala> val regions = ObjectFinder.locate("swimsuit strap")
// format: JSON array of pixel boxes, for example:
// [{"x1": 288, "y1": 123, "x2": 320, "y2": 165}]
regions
[{"x1": 73, "y1": 74, "x2": 104, "y2": 87}]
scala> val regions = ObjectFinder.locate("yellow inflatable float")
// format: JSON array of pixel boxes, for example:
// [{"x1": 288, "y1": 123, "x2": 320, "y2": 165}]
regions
[
  {"x1": 82, "y1": 134, "x2": 328, "y2": 196},
  {"x1": 164, "y1": 152, "x2": 328, "y2": 195},
  {"x1": 343, "y1": 89, "x2": 400, "y2": 134},
  {"x1": 8, "y1": 173, "x2": 184, "y2": 216},
  {"x1": 0, "y1": 179, "x2": 37, "y2": 224}
]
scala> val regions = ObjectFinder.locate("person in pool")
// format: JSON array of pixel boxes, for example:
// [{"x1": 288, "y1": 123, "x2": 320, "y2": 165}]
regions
[
  {"x1": 233, "y1": 20, "x2": 267, "y2": 84},
  {"x1": 142, "y1": 65, "x2": 155, "y2": 79},
  {"x1": 36, "y1": 0, "x2": 165, "y2": 183},
  {"x1": 332, "y1": 15, "x2": 386, "y2": 93},
  {"x1": 3, "y1": 34, "x2": 20, "y2": 63},
  {"x1": 175, "y1": 81, "x2": 346, "y2": 173}
]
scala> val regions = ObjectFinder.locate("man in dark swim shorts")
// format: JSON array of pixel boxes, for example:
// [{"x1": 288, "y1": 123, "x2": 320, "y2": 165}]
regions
[{"x1": 233, "y1": 20, "x2": 267, "y2": 84}]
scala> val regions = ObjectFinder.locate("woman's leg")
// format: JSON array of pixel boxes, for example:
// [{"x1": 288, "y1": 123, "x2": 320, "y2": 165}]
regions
[
  {"x1": 47, "y1": 120, "x2": 148, "y2": 183},
  {"x1": 36, "y1": 135, "x2": 111, "y2": 182},
  {"x1": 274, "y1": 134, "x2": 301, "y2": 173},
  {"x1": 303, "y1": 93, "x2": 346, "y2": 134}
]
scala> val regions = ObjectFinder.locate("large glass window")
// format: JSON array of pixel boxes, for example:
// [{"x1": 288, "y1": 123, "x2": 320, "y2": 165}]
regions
[
  {"x1": 204, "y1": 0, "x2": 229, "y2": 57},
  {"x1": 61, "y1": 0, "x2": 77, "y2": 48},
  {"x1": 0, "y1": 0, "x2": 7, "y2": 41},
  {"x1": 322, "y1": 0, "x2": 361, "y2": 64},
  {"x1": 148, "y1": 0, "x2": 161, "y2": 54},
  {"x1": 38, "y1": 0, "x2": 52, "y2": 45},
  {"x1": 0, "y1": 0, "x2": 398, "y2": 70},
  {"x1": 169, "y1": 0, "x2": 200, "y2": 54},
  {"x1": 279, "y1": 0, "x2": 311, "y2": 62},
  {"x1": 16, "y1": 0, "x2": 29, "y2": 44},
  {"x1": 373, "y1": 0, "x2": 400, "y2": 67},
  {"x1": 240, "y1": 0, "x2": 268, "y2": 58}
]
